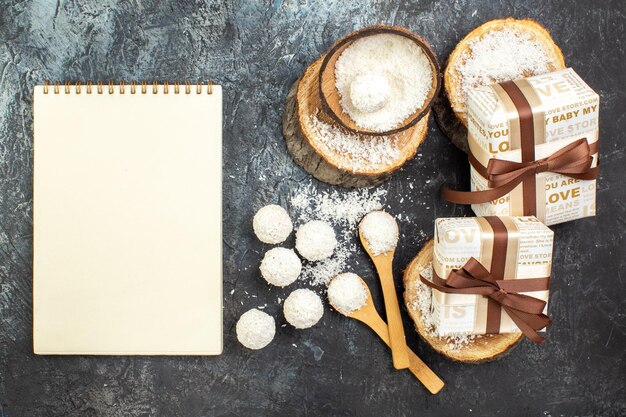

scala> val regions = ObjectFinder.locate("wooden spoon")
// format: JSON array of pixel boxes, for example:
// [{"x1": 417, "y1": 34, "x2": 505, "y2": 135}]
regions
[
  {"x1": 359, "y1": 213, "x2": 410, "y2": 369},
  {"x1": 328, "y1": 275, "x2": 444, "y2": 394}
]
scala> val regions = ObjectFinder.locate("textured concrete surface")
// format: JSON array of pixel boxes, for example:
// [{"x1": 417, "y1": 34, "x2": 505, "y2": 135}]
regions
[{"x1": 1, "y1": 1, "x2": 625, "y2": 416}]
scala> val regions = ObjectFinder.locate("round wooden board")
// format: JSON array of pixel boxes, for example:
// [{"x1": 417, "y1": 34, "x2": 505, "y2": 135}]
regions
[
  {"x1": 439, "y1": 18, "x2": 566, "y2": 152},
  {"x1": 403, "y1": 240, "x2": 523, "y2": 363},
  {"x1": 283, "y1": 81, "x2": 391, "y2": 187},
  {"x1": 282, "y1": 57, "x2": 429, "y2": 188},
  {"x1": 432, "y1": 87, "x2": 468, "y2": 153}
]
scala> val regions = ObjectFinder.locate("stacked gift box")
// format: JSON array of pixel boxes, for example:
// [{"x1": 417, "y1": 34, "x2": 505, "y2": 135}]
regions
[{"x1": 422, "y1": 68, "x2": 600, "y2": 342}]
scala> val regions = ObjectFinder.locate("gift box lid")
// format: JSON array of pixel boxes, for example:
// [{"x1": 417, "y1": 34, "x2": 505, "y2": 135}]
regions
[{"x1": 434, "y1": 216, "x2": 554, "y2": 281}]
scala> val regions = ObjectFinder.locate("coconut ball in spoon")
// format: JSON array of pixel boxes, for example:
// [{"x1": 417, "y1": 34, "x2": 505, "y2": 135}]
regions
[
  {"x1": 327, "y1": 273, "x2": 368, "y2": 315},
  {"x1": 360, "y1": 210, "x2": 399, "y2": 255}
]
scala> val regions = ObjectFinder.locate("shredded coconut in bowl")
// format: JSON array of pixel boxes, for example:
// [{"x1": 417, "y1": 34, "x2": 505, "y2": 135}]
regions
[
  {"x1": 327, "y1": 273, "x2": 368, "y2": 315},
  {"x1": 349, "y1": 72, "x2": 392, "y2": 113},
  {"x1": 236, "y1": 309, "x2": 276, "y2": 350},
  {"x1": 253, "y1": 204, "x2": 293, "y2": 244},
  {"x1": 283, "y1": 289, "x2": 324, "y2": 329},
  {"x1": 455, "y1": 27, "x2": 556, "y2": 110},
  {"x1": 335, "y1": 33, "x2": 433, "y2": 132},
  {"x1": 295, "y1": 220, "x2": 337, "y2": 262},
  {"x1": 360, "y1": 211, "x2": 399, "y2": 255},
  {"x1": 260, "y1": 247, "x2": 301, "y2": 287}
]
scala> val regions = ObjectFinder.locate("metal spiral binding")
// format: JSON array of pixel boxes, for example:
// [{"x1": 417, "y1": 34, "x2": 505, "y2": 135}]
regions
[{"x1": 42, "y1": 80, "x2": 214, "y2": 95}]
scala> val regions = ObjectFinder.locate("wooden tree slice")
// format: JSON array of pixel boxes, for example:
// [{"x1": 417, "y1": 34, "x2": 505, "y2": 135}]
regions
[
  {"x1": 283, "y1": 81, "x2": 391, "y2": 187},
  {"x1": 437, "y1": 18, "x2": 566, "y2": 152},
  {"x1": 403, "y1": 240, "x2": 522, "y2": 363},
  {"x1": 283, "y1": 57, "x2": 429, "y2": 188},
  {"x1": 432, "y1": 87, "x2": 469, "y2": 153}
]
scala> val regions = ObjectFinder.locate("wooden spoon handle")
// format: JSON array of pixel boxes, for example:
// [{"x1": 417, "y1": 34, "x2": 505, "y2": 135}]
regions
[
  {"x1": 375, "y1": 258, "x2": 410, "y2": 369},
  {"x1": 362, "y1": 309, "x2": 444, "y2": 394}
]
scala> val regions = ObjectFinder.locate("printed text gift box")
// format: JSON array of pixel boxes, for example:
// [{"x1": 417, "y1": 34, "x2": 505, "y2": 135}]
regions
[
  {"x1": 420, "y1": 216, "x2": 554, "y2": 343},
  {"x1": 444, "y1": 68, "x2": 599, "y2": 226}
]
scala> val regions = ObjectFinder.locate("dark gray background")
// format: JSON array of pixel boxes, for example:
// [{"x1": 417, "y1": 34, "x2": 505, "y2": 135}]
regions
[{"x1": 1, "y1": 1, "x2": 624, "y2": 416}]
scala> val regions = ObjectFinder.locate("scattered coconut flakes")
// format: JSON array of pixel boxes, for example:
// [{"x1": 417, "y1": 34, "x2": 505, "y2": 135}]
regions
[
  {"x1": 305, "y1": 114, "x2": 401, "y2": 173},
  {"x1": 409, "y1": 263, "x2": 476, "y2": 351},
  {"x1": 290, "y1": 182, "x2": 387, "y2": 226},
  {"x1": 445, "y1": 332, "x2": 479, "y2": 351},
  {"x1": 455, "y1": 27, "x2": 556, "y2": 110},
  {"x1": 299, "y1": 250, "x2": 350, "y2": 287},
  {"x1": 289, "y1": 182, "x2": 387, "y2": 286},
  {"x1": 335, "y1": 33, "x2": 433, "y2": 131}
]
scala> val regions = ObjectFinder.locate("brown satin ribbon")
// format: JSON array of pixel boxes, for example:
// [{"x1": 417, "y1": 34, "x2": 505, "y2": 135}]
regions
[
  {"x1": 421, "y1": 216, "x2": 552, "y2": 343},
  {"x1": 442, "y1": 79, "x2": 599, "y2": 210},
  {"x1": 443, "y1": 138, "x2": 599, "y2": 205},
  {"x1": 501, "y1": 81, "x2": 537, "y2": 215}
]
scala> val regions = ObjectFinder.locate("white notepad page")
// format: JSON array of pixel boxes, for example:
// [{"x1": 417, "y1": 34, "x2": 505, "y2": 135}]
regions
[{"x1": 33, "y1": 84, "x2": 222, "y2": 355}]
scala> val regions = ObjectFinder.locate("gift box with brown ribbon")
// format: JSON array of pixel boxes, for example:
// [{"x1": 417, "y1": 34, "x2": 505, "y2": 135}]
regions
[
  {"x1": 420, "y1": 216, "x2": 554, "y2": 343},
  {"x1": 443, "y1": 68, "x2": 599, "y2": 226}
]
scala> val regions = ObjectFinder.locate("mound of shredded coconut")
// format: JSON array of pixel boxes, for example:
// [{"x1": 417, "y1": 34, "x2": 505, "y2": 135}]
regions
[
  {"x1": 253, "y1": 204, "x2": 293, "y2": 244},
  {"x1": 236, "y1": 309, "x2": 276, "y2": 350},
  {"x1": 335, "y1": 33, "x2": 433, "y2": 131},
  {"x1": 409, "y1": 264, "x2": 476, "y2": 351},
  {"x1": 295, "y1": 220, "x2": 337, "y2": 261},
  {"x1": 290, "y1": 183, "x2": 387, "y2": 286},
  {"x1": 455, "y1": 27, "x2": 556, "y2": 110},
  {"x1": 350, "y1": 72, "x2": 392, "y2": 113},
  {"x1": 327, "y1": 273, "x2": 368, "y2": 315},
  {"x1": 360, "y1": 211, "x2": 399, "y2": 255},
  {"x1": 305, "y1": 114, "x2": 401, "y2": 173},
  {"x1": 283, "y1": 289, "x2": 324, "y2": 329},
  {"x1": 260, "y1": 248, "x2": 302, "y2": 287}
]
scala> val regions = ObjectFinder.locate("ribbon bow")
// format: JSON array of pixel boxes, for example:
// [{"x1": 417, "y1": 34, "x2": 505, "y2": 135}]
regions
[
  {"x1": 421, "y1": 258, "x2": 551, "y2": 343},
  {"x1": 443, "y1": 138, "x2": 598, "y2": 205}
]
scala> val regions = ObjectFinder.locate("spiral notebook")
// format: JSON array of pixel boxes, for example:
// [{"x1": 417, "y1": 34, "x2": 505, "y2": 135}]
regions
[{"x1": 33, "y1": 82, "x2": 222, "y2": 355}]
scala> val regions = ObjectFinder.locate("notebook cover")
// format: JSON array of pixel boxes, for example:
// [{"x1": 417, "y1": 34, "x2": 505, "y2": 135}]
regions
[{"x1": 33, "y1": 84, "x2": 222, "y2": 355}]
